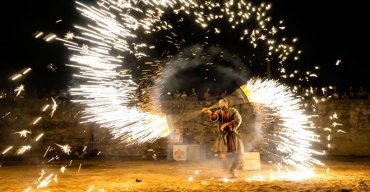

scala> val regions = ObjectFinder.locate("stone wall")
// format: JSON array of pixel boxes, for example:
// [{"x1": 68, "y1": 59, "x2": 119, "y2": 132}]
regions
[
  {"x1": 1, "y1": 97, "x2": 369, "y2": 159},
  {"x1": 0, "y1": 97, "x2": 90, "y2": 160},
  {"x1": 316, "y1": 100, "x2": 370, "y2": 156}
]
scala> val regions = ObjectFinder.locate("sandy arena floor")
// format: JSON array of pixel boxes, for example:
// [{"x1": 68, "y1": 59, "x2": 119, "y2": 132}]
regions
[{"x1": 0, "y1": 157, "x2": 369, "y2": 191}]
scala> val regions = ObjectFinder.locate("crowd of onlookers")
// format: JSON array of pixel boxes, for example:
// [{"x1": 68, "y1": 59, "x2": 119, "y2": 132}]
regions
[
  {"x1": 1, "y1": 85, "x2": 370, "y2": 104},
  {"x1": 160, "y1": 87, "x2": 229, "y2": 101},
  {"x1": 296, "y1": 86, "x2": 370, "y2": 100},
  {"x1": 162, "y1": 85, "x2": 370, "y2": 101}
]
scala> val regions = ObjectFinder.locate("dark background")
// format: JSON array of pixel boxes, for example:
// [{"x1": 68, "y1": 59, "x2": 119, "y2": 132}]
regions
[{"x1": 0, "y1": 0, "x2": 368, "y2": 94}]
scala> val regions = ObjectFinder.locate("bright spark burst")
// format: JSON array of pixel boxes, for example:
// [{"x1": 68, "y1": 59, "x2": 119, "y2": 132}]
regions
[
  {"x1": 37, "y1": 173, "x2": 54, "y2": 189},
  {"x1": 34, "y1": 31, "x2": 44, "y2": 38},
  {"x1": 50, "y1": 97, "x2": 58, "y2": 117},
  {"x1": 332, "y1": 122, "x2": 342, "y2": 127},
  {"x1": 42, "y1": 104, "x2": 50, "y2": 111},
  {"x1": 43, "y1": 146, "x2": 51, "y2": 157},
  {"x1": 10, "y1": 74, "x2": 22, "y2": 81},
  {"x1": 330, "y1": 112, "x2": 339, "y2": 120},
  {"x1": 81, "y1": 44, "x2": 90, "y2": 53},
  {"x1": 60, "y1": 166, "x2": 66, "y2": 173},
  {"x1": 56, "y1": 144, "x2": 72, "y2": 155},
  {"x1": 14, "y1": 84, "x2": 25, "y2": 97},
  {"x1": 17, "y1": 145, "x2": 32, "y2": 155},
  {"x1": 87, "y1": 185, "x2": 95, "y2": 192},
  {"x1": 14, "y1": 130, "x2": 31, "y2": 138},
  {"x1": 57, "y1": 0, "x2": 303, "y2": 144},
  {"x1": 240, "y1": 78, "x2": 324, "y2": 180},
  {"x1": 44, "y1": 33, "x2": 56, "y2": 42},
  {"x1": 45, "y1": 0, "x2": 329, "y2": 183},
  {"x1": 32, "y1": 116, "x2": 42, "y2": 125},
  {"x1": 188, "y1": 176, "x2": 194, "y2": 182},
  {"x1": 38, "y1": 169, "x2": 46, "y2": 182},
  {"x1": 22, "y1": 68, "x2": 32, "y2": 75},
  {"x1": 335, "y1": 59, "x2": 341, "y2": 66},
  {"x1": 64, "y1": 31, "x2": 75, "y2": 40},
  {"x1": 35, "y1": 133, "x2": 45, "y2": 141},
  {"x1": 47, "y1": 63, "x2": 58, "y2": 72},
  {"x1": 24, "y1": 186, "x2": 32, "y2": 192},
  {"x1": 2, "y1": 146, "x2": 13, "y2": 155},
  {"x1": 222, "y1": 177, "x2": 232, "y2": 183},
  {"x1": 2, "y1": 112, "x2": 11, "y2": 118}
]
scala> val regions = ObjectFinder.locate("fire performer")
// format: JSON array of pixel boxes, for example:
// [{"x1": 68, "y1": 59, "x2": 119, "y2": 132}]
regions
[{"x1": 202, "y1": 98, "x2": 244, "y2": 177}]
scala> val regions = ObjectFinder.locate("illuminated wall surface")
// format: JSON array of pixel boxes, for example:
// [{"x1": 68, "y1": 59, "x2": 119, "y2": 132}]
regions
[{"x1": 1, "y1": 97, "x2": 369, "y2": 158}]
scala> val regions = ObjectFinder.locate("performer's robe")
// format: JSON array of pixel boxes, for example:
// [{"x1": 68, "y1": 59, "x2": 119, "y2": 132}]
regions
[{"x1": 209, "y1": 108, "x2": 242, "y2": 153}]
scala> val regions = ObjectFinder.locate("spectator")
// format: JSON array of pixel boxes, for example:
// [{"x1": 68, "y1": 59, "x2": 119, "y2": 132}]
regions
[
  {"x1": 348, "y1": 86, "x2": 355, "y2": 99},
  {"x1": 181, "y1": 91, "x2": 187, "y2": 98},
  {"x1": 174, "y1": 90, "x2": 181, "y2": 99},
  {"x1": 191, "y1": 88, "x2": 198, "y2": 99},
  {"x1": 220, "y1": 89, "x2": 228, "y2": 98},
  {"x1": 174, "y1": 90, "x2": 181, "y2": 108},
  {"x1": 332, "y1": 87, "x2": 340, "y2": 99},
  {"x1": 203, "y1": 88, "x2": 210, "y2": 101},
  {"x1": 342, "y1": 92, "x2": 349, "y2": 99},
  {"x1": 183, "y1": 127, "x2": 192, "y2": 144},
  {"x1": 313, "y1": 87, "x2": 319, "y2": 96},
  {"x1": 358, "y1": 86, "x2": 368, "y2": 99}
]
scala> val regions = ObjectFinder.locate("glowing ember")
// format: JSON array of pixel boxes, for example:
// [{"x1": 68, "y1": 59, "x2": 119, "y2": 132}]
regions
[
  {"x1": 87, "y1": 185, "x2": 95, "y2": 192},
  {"x1": 35, "y1": 133, "x2": 44, "y2": 141},
  {"x1": 60, "y1": 166, "x2": 67, "y2": 173},
  {"x1": 222, "y1": 177, "x2": 231, "y2": 183},
  {"x1": 188, "y1": 176, "x2": 194, "y2": 182},
  {"x1": 34, "y1": 32, "x2": 44, "y2": 39},
  {"x1": 2, "y1": 146, "x2": 13, "y2": 155},
  {"x1": 42, "y1": 104, "x2": 50, "y2": 111},
  {"x1": 10, "y1": 74, "x2": 22, "y2": 81},
  {"x1": 43, "y1": 146, "x2": 51, "y2": 158},
  {"x1": 335, "y1": 59, "x2": 341, "y2": 66},
  {"x1": 32, "y1": 117, "x2": 42, "y2": 125},
  {"x1": 24, "y1": 186, "x2": 32, "y2": 192},
  {"x1": 44, "y1": 33, "x2": 56, "y2": 42}
]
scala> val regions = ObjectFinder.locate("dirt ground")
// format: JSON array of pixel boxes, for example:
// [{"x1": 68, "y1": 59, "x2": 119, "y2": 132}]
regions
[{"x1": 0, "y1": 157, "x2": 369, "y2": 192}]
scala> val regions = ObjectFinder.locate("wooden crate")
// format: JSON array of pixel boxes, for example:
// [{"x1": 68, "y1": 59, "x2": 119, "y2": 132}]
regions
[{"x1": 242, "y1": 152, "x2": 261, "y2": 170}]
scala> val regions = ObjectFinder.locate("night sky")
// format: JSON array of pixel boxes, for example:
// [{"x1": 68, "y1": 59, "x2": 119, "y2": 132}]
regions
[{"x1": 0, "y1": 0, "x2": 368, "y2": 93}]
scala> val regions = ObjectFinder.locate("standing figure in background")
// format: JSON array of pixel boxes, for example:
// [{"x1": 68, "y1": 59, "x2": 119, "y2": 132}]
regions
[
  {"x1": 220, "y1": 89, "x2": 228, "y2": 98},
  {"x1": 203, "y1": 88, "x2": 210, "y2": 101}
]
